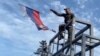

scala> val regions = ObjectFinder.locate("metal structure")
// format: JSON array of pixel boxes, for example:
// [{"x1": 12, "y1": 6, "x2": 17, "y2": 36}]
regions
[{"x1": 35, "y1": 19, "x2": 100, "y2": 56}]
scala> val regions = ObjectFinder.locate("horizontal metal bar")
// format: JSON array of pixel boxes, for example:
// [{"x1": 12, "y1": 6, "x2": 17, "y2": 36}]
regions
[
  {"x1": 89, "y1": 41, "x2": 100, "y2": 50},
  {"x1": 84, "y1": 34, "x2": 100, "y2": 41},
  {"x1": 86, "y1": 40, "x2": 97, "y2": 44},
  {"x1": 75, "y1": 19, "x2": 91, "y2": 25},
  {"x1": 75, "y1": 41, "x2": 100, "y2": 56},
  {"x1": 76, "y1": 41, "x2": 91, "y2": 47},
  {"x1": 53, "y1": 33, "x2": 83, "y2": 56}
]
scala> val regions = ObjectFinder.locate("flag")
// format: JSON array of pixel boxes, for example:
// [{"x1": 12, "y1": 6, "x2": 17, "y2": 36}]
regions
[
  {"x1": 19, "y1": 4, "x2": 56, "y2": 33},
  {"x1": 25, "y1": 6, "x2": 48, "y2": 30}
]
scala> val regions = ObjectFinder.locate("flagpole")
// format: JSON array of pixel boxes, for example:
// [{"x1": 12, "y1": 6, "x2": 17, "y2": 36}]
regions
[{"x1": 49, "y1": 28, "x2": 56, "y2": 33}]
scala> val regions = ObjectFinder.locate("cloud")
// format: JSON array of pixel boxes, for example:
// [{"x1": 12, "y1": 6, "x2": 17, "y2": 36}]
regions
[
  {"x1": 44, "y1": 5, "x2": 49, "y2": 10},
  {"x1": 50, "y1": 1, "x2": 66, "y2": 12},
  {"x1": 0, "y1": 22, "x2": 15, "y2": 38},
  {"x1": 0, "y1": 0, "x2": 100, "y2": 56},
  {"x1": 74, "y1": 0, "x2": 88, "y2": 9},
  {"x1": 0, "y1": 1, "x2": 49, "y2": 55},
  {"x1": 94, "y1": 27, "x2": 100, "y2": 37},
  {"x1": 0, "y1": 1, "x2": 60, "y2": 55}
]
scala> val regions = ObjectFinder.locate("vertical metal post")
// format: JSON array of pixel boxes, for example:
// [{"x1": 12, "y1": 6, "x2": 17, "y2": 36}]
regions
[
  {"x1": 70, "y1": 18, "x2": 75, "y2": 56},
  {"x1": 51, "y1": 43, "x2": 54, "y2": 55},
  {"x1": 48, "y1": 44, "x2": 52, "y2": 56},
  {"x1": 90, "y1": 25, "x2": 94, "y2": 56},
  {"x1": 81, "y1": 35, "x2": 86, "y2": 56},
  {"x1": 57, "y1": 37, "x2": 59, "y2": 52}
]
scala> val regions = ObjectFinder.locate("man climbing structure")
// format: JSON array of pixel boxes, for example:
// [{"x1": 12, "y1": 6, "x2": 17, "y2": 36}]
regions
[
  {"x1": 50, "y1": 8, "x2": 74, "y2": 41},
  {"x1": 50, "y1": 8, "x2": 75, "y2": 54}
]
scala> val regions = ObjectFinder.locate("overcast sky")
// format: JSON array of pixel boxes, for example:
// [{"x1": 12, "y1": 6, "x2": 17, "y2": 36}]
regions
[{"x1": 0, "y1": 0, "x2": 100, "y2": 56}]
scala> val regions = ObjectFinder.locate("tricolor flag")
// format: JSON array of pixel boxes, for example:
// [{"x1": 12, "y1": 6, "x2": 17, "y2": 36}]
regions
[
  {"x1": 25, "y1": 6, "x2": 48, "y2": 30},
  {"x1": 19, "y1": 4, "x2": 56, "y2": 33}
]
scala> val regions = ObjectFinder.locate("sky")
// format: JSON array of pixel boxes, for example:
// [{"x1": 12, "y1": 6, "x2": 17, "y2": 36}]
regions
[{"x1": 0, "y1": 0, "x2": 100, "y2": 56}]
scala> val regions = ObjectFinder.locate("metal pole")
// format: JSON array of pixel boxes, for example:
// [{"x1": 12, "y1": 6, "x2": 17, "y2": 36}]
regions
[
  {"x1": 81, "y1": 35, "x2": 86, "y2": 56},
  {"x1": 70, "y1": 18, "x2": 75, "y2": 56},
  {"x1": 76, "y1": 19, "x2": 91, "y2": 25},
  {"x1": 90, "y1": 25, "x2": 94, "y2": 56},
  {"x1": 57, "y1": 37, "x2": 59, "y2": 52}
]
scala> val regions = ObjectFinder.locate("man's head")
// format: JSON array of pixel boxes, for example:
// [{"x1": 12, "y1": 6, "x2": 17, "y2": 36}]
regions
[{"x1": 64, "y1": 8, "x2": 72, "y2": 14}]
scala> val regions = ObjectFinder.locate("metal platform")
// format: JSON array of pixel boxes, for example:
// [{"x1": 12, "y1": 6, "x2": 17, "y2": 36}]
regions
[
  {"x1": 49, "y1": 19, "x2": 100, "y2": 56},
  {"x1": 35, "y1": 19, "x2": 100, "y2": 56}
]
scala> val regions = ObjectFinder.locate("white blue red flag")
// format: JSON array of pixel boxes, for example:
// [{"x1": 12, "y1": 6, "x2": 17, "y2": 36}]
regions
[{"x1": 25, "y1": 7, "x2": 48, "y2": 30}]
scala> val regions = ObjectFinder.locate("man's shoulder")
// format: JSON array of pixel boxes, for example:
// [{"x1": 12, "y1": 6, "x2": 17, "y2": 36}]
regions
[{"x1": 71, "y1": 13, "x2": 75, "y2": 17}]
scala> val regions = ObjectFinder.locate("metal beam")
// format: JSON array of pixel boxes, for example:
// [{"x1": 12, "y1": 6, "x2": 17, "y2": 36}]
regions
[
  {"x1": 75, "y1": 26, "x2": 89, "y2": 38},
  {"x1": 70, "y1": 18, "x2": 75, "y2": 56},
  {"x1": 49, "y1": 32, "x2": 60, "y2": 45},
  {"x1": 81, "y1": 35, "x2": 86, "y2": 56},
  {"x1": 84, "y1": 34, "x2": 100, "y2": 41},
  {"x1": 52, "y1": 33, "x2": 83, "y2": 56},
  {"x1": 57, "y1": 37, "x2": 60, "y2": 52},
  {"x1": 76, "y1": 19, "x2": 91, "y2": 25},
  {"x1": 76, "y1": 41, "x2": 91, "y2": 47},
  {"x1": 90, "y1": 25, "x2": 93, "y2": 56},
  {"x1": 75, "y1": 39, "x2": 100, "y2": 56}
]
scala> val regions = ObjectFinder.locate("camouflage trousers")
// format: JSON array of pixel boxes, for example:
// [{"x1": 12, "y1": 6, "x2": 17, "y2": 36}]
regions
[{"x1": 59, "y1": 24, "x2": 73, "y2": 42}]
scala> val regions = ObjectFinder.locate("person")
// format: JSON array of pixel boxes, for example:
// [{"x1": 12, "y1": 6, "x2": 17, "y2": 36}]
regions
[{"x1": 50, "y1": 8, "x2": 75, "y2": 43}]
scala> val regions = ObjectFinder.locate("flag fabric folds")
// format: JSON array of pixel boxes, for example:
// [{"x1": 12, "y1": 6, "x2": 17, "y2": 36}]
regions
[{"x1": 25, "y1": 7, "x2": 48, "y2": 30}]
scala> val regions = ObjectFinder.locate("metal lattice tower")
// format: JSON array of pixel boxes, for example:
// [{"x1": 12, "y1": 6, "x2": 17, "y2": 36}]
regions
[{"x1": 35, "y1": 19, "x2": 100, "y2": 56}]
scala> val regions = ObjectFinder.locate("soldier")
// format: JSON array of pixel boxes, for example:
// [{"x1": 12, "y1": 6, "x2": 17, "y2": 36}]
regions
[{"x1": 50, "y1": 8, "x2": 75, "y2": 44}]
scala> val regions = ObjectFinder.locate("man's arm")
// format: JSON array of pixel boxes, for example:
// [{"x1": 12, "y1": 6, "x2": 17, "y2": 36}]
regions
[{"x1": 50, "y1": 9, "x2": 64, "y2": 16}]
